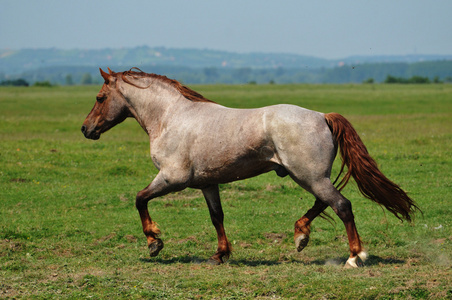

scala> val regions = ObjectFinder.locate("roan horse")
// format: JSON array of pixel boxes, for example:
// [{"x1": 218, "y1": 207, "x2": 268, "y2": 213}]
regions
[{"x1": 82, "y1": 68, "x2": 419, "y2": 268}]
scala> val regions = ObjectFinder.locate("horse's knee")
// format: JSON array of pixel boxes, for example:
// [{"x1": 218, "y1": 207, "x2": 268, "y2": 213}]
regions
[
  {"x1": 135, "y1": 190, "x2": 149, "y2": 210},
  {"x1": 135, "y1": 198, "x2": 145, "y2": 211}
]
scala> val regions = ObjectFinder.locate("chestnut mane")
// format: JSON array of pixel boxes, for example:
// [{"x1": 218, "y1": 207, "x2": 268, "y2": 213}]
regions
[{"x1": 120, "y1": 68, "x2": 215, "y2": 103}]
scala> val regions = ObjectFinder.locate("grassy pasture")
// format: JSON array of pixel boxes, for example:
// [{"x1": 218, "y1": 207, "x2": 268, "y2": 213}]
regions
[{"x1": 0, "y1": 83, "x2": 451, "y2": 299}]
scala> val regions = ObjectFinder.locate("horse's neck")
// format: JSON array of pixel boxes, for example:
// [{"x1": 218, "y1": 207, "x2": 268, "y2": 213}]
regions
[{"x1": 121, "y1": 83, "x2": 186, "y2": 137}]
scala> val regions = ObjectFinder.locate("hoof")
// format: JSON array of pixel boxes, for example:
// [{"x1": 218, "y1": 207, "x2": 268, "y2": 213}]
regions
[
  {"x1": 344, "y1": 253, "x2": 367, "y2": 269},
  {"x1": 206, "y1": 258, "x2": 222, "y2": 265},
  {"x1": 148, "y1": 239, "x2": 164, "y2": 257},
  {"x1": 295, "y1": 234, "x2": 309, "y2": 252}
]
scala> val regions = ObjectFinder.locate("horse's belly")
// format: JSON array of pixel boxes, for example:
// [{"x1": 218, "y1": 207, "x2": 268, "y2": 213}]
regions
[{"x1": 189, "y1": 156, "x2": 278, "y2": 187}]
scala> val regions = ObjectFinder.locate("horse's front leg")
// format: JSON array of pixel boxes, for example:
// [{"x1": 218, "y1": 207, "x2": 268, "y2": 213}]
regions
[
  {"x1": 202, "y1": 184, "x2": 232, "y2": 265},
  {"x1": 136, "y1": 171, "x2": 186, "y2": 257}
]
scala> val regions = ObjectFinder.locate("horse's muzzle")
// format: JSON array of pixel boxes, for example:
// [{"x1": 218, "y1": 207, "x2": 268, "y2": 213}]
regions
[{"x1": 81, "y1": 125, "x2": 100, "y2": 140}]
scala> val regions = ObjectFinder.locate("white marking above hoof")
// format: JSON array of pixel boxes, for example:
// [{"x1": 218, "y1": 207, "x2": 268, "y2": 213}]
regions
[{"x1": 358, "y1": 251, "x2": 368, "y2": 262}]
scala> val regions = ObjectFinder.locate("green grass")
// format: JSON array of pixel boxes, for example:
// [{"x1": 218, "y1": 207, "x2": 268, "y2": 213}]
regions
[{"x1": 1, "y1": 84, "x2": 451, "y2": 299}]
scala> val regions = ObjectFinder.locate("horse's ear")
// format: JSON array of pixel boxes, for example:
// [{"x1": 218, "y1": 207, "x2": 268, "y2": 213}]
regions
[
  {"x1": 107, "y1": 67, "x2": 114, "y2": 75},
  {"x1": 99, "y1": 68, "x2": 110, "y2": 83}
]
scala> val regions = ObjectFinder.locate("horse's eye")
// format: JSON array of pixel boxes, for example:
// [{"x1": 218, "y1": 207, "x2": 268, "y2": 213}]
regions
[{"x1": 96, "y1": 95, "x2": 106, "y2": 103}]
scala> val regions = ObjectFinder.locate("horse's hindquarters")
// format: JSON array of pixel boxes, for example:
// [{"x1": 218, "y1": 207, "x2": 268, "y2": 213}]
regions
[{"x1": 265, "y1": 106, "x2": 336, "y2": 187}]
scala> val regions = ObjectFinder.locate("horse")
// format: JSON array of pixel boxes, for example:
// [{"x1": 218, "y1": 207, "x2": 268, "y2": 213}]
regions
[{"x1": 81, "y1": 68, "x2": 419, "y2": 268}]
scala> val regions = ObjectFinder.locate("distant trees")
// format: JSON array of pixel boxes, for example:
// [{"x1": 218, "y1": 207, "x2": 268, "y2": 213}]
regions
[
  {"x1": 0, "y1": 78, "x2": 29, "y2": 86},
  {"x1": 232, "y1": 68, "x2": 253, "y2": 83},
  {"x1": 81, "y1": 73, "x2": 93, "y2": 85},
  {"x1": 203, "y1": 67, "x2": 219, "y2": 81},
  {"x1": 65, "y1": 74, "x2": 74, "y2": 85},
  {"x1": 384, "y1": 75, "x2": 431, "y2": 84},
  {"x1": 33, "y1": 81, "x2": 53, "y2": 87},
  {"x1": 0, "y1": 78, "x2": 54, "y2": 87}
]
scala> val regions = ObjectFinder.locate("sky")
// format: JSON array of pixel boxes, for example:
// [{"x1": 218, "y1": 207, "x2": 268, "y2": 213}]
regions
[{"x1": 1, "y1": 0, "x2": 451, "y2": 59}]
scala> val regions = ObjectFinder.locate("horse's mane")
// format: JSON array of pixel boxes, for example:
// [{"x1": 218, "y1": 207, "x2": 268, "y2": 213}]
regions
[{"x1": 119, "y1": 68, "x2": 216, "y2": 103}]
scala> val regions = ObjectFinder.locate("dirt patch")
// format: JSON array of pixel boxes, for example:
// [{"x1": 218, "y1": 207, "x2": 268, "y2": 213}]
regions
[
  {"x1": 176, "y1": 236, "x2": 198, "y2": 244},
  {"x1": 265, "y1": 184, "x2": 278, "y2": 191},
  {"x1": 94, "y1": 233, "x2": 117, "y2": 245},
  {"x1": 52, "y1": 246, "x2": 74, "y2": 258},
  {"x1": 264, "y1": 233, "x2": 287, "y2": 244},
  {"x1": 432, "y1": 238, "x2": 446, "y2": 244},
  {"x1": 0, "y1": 284, "x2": 18, "y2": 298},
  {"x1": 239, "y1": 242, "x2": 253, "y2": 248},
  {"x1": 0, "y1": 239, "x2": 24, "y2": 255},
  {"x1": 10, "y1": 178, "x2": 29, "y2": 183},
  {"x1": 124, "y1": 234, "x2": 137, "y2": 243}
]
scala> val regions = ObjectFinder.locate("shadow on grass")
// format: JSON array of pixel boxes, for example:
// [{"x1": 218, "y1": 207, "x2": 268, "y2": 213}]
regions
[
  {"x1": 307, "y1": 254, "x2": 405, "y2": 267},
  {"x1": 140, "y1": 254, "x2": 405, "y2": 267},
  {"x1": 231, "y1": 254, "x2": 405, "y2": 267},
  {"x1": 363, "y1": 255, "x2": 406, "y2": 266},
  {"x1": 228, "y1": 259, "x2": 282, "y2": 266},
  {"x1": 140, "y1": 256, "x2": 214, "y2": 265},
  {"x1": 141, "y1": 257, "x2": 283, "y2": 266}
]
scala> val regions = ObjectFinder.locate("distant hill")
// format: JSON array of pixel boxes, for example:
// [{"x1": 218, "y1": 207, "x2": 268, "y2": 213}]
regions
[
  {"x1": 1, "y1": 46, "x2": 451, "y2": 84},
  {"x1": 2, "y1": 46, "x2": 451, "y2": 74},
  {"x1": 340, "y1": 54, "x2": 452, "y2": 65},
  {"x1": 0, "y1": 46, "x2": 333, "y2": 74}
]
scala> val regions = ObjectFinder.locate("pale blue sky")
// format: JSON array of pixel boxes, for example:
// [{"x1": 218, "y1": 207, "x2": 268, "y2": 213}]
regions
[{"x1": 1, "y1": 0, "x2": 451, "y2": 59}]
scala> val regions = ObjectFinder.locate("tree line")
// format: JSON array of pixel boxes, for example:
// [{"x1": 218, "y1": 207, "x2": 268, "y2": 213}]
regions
[{"x1": 1, "y1": 60, "x2": 451, "y2": 86}]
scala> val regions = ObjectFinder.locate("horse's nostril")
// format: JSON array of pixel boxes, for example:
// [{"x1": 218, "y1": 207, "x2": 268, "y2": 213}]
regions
[{"x1": 81, "y1": 125, "x2": 86, "y2": 134}]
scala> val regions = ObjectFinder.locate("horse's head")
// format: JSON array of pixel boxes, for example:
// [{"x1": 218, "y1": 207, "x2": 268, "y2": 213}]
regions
[{"x1": 81, "y1": 68, "x2": 132, "y2": 140}]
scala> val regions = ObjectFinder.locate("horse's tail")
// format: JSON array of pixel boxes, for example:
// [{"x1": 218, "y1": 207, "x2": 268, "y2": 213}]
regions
[{"x1": 324, "y1": 112, "x2": 420, "y2": 222}]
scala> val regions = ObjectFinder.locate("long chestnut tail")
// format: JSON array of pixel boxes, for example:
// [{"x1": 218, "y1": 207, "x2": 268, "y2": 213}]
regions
[{"x1": 324, "y1": 113, "x2": 419, "y2": 222}]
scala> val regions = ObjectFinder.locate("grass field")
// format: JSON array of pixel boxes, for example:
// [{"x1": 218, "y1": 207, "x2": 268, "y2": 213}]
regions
[{"x1": 1, "y1": 83, "x2": 451, "y2": 299}]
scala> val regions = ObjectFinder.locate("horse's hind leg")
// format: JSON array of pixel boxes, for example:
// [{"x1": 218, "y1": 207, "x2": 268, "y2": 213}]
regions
[
  {"x1": 309, "y1": 179, "x2": 368, "y2": 267},
  {"x1": 202, "y1": 184, "x2": 232, "y2": 265},
  {"x1": 294, "y1": 198, "x2": 328, "y2": 252}
]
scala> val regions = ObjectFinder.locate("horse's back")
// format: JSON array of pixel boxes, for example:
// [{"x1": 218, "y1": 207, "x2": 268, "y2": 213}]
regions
[
  {"x1": 262, "y1": 104, "x2": 325, "y2": 128},
  {"x1": 262, "y1": 104, "x2": 330, "y2": 142}
]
